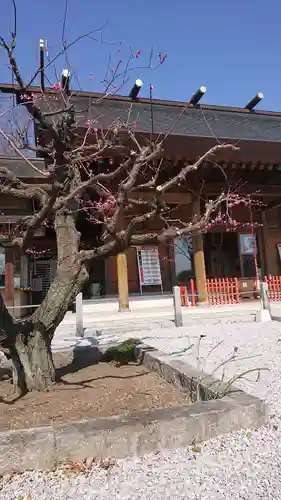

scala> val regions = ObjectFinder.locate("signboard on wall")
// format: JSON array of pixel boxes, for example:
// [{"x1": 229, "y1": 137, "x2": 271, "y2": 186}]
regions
[
  {"x1": 239, "y1": 234, "x2": 255, "y2": 255},
  {"x1": 136, "y1": 246, "x2": 163, "y2": 293}
]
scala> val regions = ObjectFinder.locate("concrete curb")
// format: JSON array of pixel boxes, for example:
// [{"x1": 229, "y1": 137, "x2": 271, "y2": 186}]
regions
[{"x1": 0, "y1": 344, "x2": 268, "y2": 475}]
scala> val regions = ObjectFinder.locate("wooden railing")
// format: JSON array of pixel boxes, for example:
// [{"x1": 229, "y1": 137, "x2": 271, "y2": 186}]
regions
[{"x1": 179, "y1": 276, "x2": 281, "y2": 306}]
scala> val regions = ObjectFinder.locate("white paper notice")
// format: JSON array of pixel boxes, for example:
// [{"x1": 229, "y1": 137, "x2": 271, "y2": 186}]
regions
[{"x1": 136, "y1": 247, "x2": 162, "y2": 286}]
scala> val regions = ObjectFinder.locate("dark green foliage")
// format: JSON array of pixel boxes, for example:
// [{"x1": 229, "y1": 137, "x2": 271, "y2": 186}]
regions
[{"x1": 101, "y1": 338, "x2": 141, "y2": 365}]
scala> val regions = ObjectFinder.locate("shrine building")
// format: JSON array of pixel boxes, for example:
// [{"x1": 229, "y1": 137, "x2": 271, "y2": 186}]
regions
[{"x1": 1, "y1": 83, "x2": 281, "y2": 311}]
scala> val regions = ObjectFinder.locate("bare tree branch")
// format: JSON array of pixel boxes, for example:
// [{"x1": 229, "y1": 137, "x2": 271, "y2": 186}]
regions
[
  {"x1": 0, "y1": 3, "x2": 254, "y2": 393},
  {"x1": 156, "y1": 144, "x2": 238, "y2": 194},
  {"x1": 0, "y1": 128, "x2": 48, "y2": 176},
  {"x1": 21, "y1": 189, "x2": 58, "y2": 250}
]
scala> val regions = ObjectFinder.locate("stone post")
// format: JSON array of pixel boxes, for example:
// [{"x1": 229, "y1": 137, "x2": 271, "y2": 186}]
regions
[
  {"x1": 257, "y1": 281, "x2": 272, "y2": 322},
  {"x1": 173, "y1": 285, "x2": 183, "y2": 327},
  {"x1": 75, "y1": 292, "x2": 84, "y2": 337}
]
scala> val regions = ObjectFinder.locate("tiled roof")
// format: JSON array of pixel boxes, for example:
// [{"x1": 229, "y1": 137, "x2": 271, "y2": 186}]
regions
[
  {"x1": 73, "y1": 96, "x2": 281, "y2": 143},
  {"x1": 0, "y1": 156, "x2": 46, "y2": 178},
  {"x1": 2, "y1": 82, "x2": 281, "y2": 144}
]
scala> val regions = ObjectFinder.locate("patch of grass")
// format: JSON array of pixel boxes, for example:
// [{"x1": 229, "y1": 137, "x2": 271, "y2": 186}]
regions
[
  {"x1": 191, "y1": 445, "x2": 202, "y2": 453},
  {"x1": 101, "y1": 338, "x2": 141, "y2": 365}
]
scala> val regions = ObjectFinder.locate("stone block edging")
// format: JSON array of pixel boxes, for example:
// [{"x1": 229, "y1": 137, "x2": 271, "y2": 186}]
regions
[{"x1": 0, "y1": 344, "x2": 267, "y2": 475}]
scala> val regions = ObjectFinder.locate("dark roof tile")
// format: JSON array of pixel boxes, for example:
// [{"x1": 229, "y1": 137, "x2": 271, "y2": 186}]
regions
[
  {"x1": 0, "y1": 157, "x2": 46, "y2": 178},
  {"x1": 73, "y1": 97, "x2": 281, "y2": 143}
]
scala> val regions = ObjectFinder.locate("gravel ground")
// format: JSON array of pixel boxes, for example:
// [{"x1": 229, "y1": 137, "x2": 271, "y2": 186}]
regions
[{"x1": 1, "y1": 321, "x2": 281, "y2": 499}]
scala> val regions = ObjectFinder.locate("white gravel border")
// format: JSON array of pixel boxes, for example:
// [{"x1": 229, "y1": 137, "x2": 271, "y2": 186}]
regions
[{"x1": 1, "y1": 321, "x2": 281, "y2": 499}]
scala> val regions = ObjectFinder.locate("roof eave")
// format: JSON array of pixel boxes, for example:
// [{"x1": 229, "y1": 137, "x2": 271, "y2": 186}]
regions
[{"x1": 1, "y1": 82, "x2": 281, "y2": 118}]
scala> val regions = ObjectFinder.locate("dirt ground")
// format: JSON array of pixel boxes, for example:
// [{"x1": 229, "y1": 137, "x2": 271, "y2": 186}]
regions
[{"x1": 0, "y1": 361, "x2": 187, "y2": 431}]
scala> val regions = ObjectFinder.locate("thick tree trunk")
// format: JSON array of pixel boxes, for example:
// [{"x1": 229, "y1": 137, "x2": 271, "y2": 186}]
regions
[
  {"x1": 0, "y1": 263, "x2": 88, "y2": 392},
  {"x1": 6, "y1": 265, "x2": 88, "y2": 392},
  {"x1": 0, "y1": 302, "x2": 55, "y2": 392},
  {"x1": 11, "y1": 332, "x2": 55, "y2": 392},
  {"x1": 14, "y1": 213, "x2": 89, "y2": 392},
  {"x1": 12, "y1": 265, "x2": 88, "y2": 392},
  {"x1": 0, "y1": 206, "x2": 90, "y2": 392}
]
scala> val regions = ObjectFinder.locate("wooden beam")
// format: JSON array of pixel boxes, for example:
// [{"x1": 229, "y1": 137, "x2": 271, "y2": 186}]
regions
[
  {"x1": 131, "y1": 192, "x2": 193, "y2": 204},
  {"x1": 263, "y1": 198, "x2": 281, "y2": 212},
  {"x1": 133, "y1": 185, "x2": 281, "y2": 201},
  {"x1": 192, "y1": 198, "x2": 208, "y2": 303},
  {"x1": 202, "y1": 183, "x2": 281, "y2": 197},
  {"x1": 117, "y1": 253, "x2": 130, "y2": 311},
  {"x1": 261, "y1": 212, "x2": 269, "y2": 275}
]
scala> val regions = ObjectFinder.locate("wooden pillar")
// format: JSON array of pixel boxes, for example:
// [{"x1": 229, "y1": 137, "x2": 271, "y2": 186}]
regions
[
  {"x1": 192, "y1": 198, "x2": 208, "y2": 303},
  {"x1": 4, "y1": 247, "x2": 14, "y2": 308},
  {"x1": 117, "y1": 252, "x2": 130, "y2": 311},
  {"x1": 261, "y1": 211, "x2": 269, "y2": 276}
]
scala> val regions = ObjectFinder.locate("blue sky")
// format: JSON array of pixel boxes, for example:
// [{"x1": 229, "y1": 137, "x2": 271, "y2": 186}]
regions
[{"x1": 1, "y1": 0, "x2": 281, "y2": 110}]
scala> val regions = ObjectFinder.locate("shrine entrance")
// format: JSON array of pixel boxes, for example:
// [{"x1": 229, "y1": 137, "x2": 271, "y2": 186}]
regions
[{"x1": 204, "y1": 232, "x2": 240, "y2": 279}]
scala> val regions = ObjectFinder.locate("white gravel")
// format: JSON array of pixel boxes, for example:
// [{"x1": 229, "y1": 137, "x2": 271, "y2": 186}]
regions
[{"x1": 1, "y1": 321, "x2": 281, "y2": 500}]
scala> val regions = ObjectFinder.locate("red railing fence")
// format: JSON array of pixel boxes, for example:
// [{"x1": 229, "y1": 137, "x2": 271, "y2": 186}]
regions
[
  {"x1": 207, "y1": 277, "x2": 239, "y2": 305},
  {"x1": 180, "y1": 276, "x2": 281, "y2": 306},
  {"x1": 264, "y1": 276, "x2": 281, "y2": 301},
  {"x1": 180, "y1": 278, "x2": 239, "y2": 306}
]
